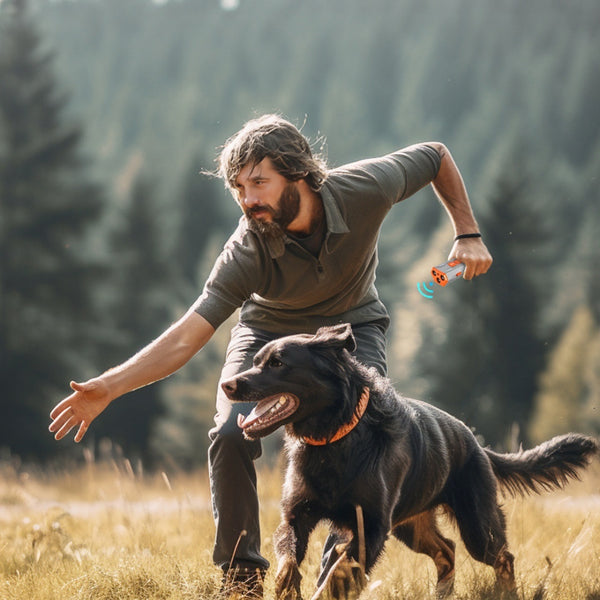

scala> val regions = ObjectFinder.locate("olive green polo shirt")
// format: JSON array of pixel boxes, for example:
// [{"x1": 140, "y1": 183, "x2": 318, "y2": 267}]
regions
[{"x1": 193, "y1": 143, "x2": 441, "y2": 334}]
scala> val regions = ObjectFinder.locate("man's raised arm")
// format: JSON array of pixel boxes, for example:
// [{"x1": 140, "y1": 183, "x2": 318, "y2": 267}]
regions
[
  {"x1": 49, "y1": 309, "x2": 215, "y2": 442},
  {"x1": 428, "y1": 142, "x2": 493, "y2": 280}
]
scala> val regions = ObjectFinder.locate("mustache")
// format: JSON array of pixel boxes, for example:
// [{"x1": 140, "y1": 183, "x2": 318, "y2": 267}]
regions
[{"x1": 248, "y1": 205, "x2": 273, "y2": 217}]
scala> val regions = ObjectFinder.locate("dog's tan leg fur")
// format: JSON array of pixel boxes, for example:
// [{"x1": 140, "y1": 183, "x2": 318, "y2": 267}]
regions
[
  {"x1": 494, "y1": 548, "x2": 516, "y2": 593},
  {"x1": 392, "y1": 511, "x2": 456, "y2": 598},
  {"x1": 274, "y1": 521, "x2": 304, "y2": 600},
  {"x1": 275, "y1": 555, "x2": 302, "y2": 600}
]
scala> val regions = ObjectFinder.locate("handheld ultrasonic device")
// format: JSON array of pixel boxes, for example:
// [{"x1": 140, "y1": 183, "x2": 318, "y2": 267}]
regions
[{"x1": 431, "y1": 260, "x2": 464, "y2": 286}]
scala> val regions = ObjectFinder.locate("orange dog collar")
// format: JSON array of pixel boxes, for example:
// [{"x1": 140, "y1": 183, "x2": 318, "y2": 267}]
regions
[{"x1": 302, "y1": 387, "x2": 370, "y2": 446}]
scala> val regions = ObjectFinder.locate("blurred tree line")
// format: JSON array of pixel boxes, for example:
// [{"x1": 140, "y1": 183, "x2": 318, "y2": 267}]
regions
[{"x1": 1, "y1": 0, "x2": 598, "y2": 466}]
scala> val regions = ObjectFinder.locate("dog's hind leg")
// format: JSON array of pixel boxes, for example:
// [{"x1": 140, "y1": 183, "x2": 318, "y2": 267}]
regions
[
  {"x1": 392, "y1": 511, "x2": 456, "y2": 598},
  {"x1": 448, "y1": 456, "x2": 517, "y2": 596}
]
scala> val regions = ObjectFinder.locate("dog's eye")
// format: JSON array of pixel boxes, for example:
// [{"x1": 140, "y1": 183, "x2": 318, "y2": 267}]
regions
[{"x1": 268, "y1": 356, "x2": 283, "y2": 368}]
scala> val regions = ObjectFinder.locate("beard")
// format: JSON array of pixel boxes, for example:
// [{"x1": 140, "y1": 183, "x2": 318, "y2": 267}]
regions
[{"x1": 246, "y1": 182, "x2": 301, "y2": 239}]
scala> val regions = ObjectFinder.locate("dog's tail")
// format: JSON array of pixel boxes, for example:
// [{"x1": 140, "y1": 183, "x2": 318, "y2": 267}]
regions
[{"x1": 485, "y1": 433, "x2": 599, "y2": 497}]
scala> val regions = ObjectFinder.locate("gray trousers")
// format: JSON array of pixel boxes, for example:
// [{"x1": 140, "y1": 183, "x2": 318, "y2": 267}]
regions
[{"x1": 208, "y1": 319, "x2": 389, "y2": 572}]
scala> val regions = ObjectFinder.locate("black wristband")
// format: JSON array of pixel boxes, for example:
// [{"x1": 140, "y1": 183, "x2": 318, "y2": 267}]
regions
[{"x1": 454, "y1": 233, "x2": 482, "y2": 241}]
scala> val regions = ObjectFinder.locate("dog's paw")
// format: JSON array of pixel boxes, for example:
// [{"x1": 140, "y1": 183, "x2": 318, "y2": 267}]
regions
[
  {"x1": 324, "y1": 553, "x2": 367, "y2": 600},
  {"x1": 435, "y1": 578, "x2": 455, "y2": 599},
  {"x1": 275, "y1": 557, "x2": 302, "y2": 600}
]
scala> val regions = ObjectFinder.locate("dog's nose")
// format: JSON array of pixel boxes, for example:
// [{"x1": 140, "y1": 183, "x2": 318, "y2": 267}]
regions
[{"x1": 221, "y1": 378, "x2": 237, "y2": 397}]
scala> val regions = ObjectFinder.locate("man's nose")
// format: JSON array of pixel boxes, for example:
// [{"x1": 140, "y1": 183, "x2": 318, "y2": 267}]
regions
[{"x1": 242, "y1": 194, "x2": 260, "y2": 209}]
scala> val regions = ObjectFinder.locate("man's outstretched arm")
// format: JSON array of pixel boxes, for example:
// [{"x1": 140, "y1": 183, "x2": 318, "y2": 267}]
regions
[
  {"x1": 428, "y1": 142, "x2": 493, "y2": 280},
  {"x1": 49, "y1": 309, "x2": 215, "y2": 442}
]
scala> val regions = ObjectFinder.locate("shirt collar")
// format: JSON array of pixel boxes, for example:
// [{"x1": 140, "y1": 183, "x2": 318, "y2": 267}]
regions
[
  {"x1": 320, "y1": 182, "x2": 350, "y2": 233},
  {"x1": 320, "y1": 182, "x2": 350, "y2": 254}
]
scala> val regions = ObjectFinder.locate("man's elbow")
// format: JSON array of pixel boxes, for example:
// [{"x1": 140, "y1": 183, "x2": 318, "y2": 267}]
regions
[{"x1": 426, "y1": 141, "x2": 448, "y2": 160}]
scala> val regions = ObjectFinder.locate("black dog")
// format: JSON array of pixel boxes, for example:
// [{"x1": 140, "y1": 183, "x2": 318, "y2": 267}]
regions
[{"x1": 221, "y1": 324, "x2": 598, "y2": 599}]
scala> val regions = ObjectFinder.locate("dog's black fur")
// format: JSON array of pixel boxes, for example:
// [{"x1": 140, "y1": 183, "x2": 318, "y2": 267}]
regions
[{"x1": 221, "y1": 324, "x2": 599, "y2": 599}]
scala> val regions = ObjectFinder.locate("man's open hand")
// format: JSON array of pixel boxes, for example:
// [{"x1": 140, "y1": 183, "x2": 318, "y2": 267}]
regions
[{"x1": 49, "y1": 379, "x2": 112, "y2": 442}]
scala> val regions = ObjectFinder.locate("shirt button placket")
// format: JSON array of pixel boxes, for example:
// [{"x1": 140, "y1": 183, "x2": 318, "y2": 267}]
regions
[{"x1": 316, "y1": 262, "x2": 325, "y2": 280}]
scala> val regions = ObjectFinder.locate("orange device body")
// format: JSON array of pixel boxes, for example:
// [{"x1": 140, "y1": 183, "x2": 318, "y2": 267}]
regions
[{"x1": 431, "y1": 260, "x2": 464, "y2": 286}]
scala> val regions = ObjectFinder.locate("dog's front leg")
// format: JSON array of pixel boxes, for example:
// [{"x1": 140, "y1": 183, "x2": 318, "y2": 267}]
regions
[
  {"x1": 274, "y1": 513, "x2": 317, "y2": 600},
  {"x1": 317, "y1": 540, "x2": 367, "y2": 600},
  {"x1": 275, "y1": 554, "x2": 302, "y2": 600}
]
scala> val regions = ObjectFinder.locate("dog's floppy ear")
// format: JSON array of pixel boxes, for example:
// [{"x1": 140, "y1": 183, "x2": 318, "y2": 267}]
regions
[{"x1": 311, "y1": 323, "x2": 357, "y2": 352}]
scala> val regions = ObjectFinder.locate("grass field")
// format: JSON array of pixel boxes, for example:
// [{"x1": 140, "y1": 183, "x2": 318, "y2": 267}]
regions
[{"x1": 1, "y1": 453, "x2": 599, "y2": 600}]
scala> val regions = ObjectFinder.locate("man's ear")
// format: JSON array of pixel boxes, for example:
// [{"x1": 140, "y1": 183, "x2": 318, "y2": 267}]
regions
[{"x1": 311, "y1": 323, "x2": 357, "y2": 352}]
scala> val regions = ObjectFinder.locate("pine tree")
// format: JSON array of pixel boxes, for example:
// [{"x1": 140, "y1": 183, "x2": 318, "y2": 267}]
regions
[{"x1": 0, "y1": 0, "x2": 105, "y2": 458}]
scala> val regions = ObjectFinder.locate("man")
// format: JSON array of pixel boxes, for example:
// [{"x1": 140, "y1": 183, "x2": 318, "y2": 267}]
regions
[{"x1": 49, "y1": 114, "x2": 492, "y2": 598}]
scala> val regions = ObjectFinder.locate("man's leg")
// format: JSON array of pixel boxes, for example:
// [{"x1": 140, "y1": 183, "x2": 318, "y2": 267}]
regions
[
  {"x1": 209, "y1": 323, "x2": 279, "y2": 588},
  {"x1": 317, "y1": 318, "x2": 390, "y2": 587},
  {"x1": 350, "y1": 318, "x2": 389, "y2": 378}
]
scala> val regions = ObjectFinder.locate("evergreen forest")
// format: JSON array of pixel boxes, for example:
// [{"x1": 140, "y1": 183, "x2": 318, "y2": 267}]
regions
[{"x1": 2, "y1": 0, "x2": 599, "y2": 466}]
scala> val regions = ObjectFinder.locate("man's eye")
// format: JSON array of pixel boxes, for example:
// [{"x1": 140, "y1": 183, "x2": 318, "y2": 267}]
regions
[{"x1": 268, "y1": 357, "x2": 283, "y2": 368}]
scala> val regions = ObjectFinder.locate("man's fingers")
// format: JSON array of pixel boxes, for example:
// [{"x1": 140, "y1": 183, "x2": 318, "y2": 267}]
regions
[
  {"x1": 463, "y1": 263, "x2": 476, "y2": 280},
  {"x1": 49, "y1": 406, "x2": 77, "y2": 438},
  {"x1": 51, "y1": 405, "x2": 74, "y2": 426},
  {"x1": 466, "y1": 260, "x2": 491, "y2": 280},
  {"x1": 50, "y1": 381, "x2": 88, "y2": 419},
  {"x1": 49, "y1": 395, "x2": 76, "y2": 420},
  {"x1": 49, "y1": 407, "x2": 67, "y2": 432},
  {"x1": 447, "y1": 256, "x2": 490, "y2": 280},
  {"x1": 53, "y1": 415, "x2": 79, "y2": 441},
  {"x1": 49, "y1": 408, "x2": 89, "y2": 442},
  {"x1": 51, "y1": 380, "x2": 105, "y2": 443},
  {"x1": 448, "y1": 254, "x2": 473, "y2": 280},
  {"x1": 74, "y1": 421, "x2": 89, "y2": 443}
]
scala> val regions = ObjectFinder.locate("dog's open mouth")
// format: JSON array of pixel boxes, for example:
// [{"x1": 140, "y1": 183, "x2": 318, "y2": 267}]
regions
[{"x1": 237, "y1": 393, "x2": 299, "y2": 438}]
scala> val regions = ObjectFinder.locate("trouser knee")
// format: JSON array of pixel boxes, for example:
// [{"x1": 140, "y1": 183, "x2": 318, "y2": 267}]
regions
[{"x1": 209, "y1": 410, "x2": 262, "y2": 466}]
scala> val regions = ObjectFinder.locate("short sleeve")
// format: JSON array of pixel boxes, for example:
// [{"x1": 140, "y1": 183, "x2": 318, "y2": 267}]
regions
[
  {"x1": 381, "y1": 143, "x2": 442, "y2": 203},
  {"x1": 328, "y1": 143, "x2": 441, "y2": 208},
  {"x1": 192, "y1": 222, "x2": 266, "y2": 329}
]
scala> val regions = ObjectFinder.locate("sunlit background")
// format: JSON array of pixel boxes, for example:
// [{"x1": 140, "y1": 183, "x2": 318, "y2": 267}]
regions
[{"x1": 1, "y1": 0, "x2": 599, "y2": 468}]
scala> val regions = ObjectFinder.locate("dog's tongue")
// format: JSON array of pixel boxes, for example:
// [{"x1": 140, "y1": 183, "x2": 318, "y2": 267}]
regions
[{"x1": 237, "y1": 397, "x2": 281, "y2": 430}]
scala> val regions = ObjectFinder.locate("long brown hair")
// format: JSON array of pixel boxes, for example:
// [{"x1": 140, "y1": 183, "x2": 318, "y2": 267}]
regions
[{"x1": 217, "y1": 114, "x2": 328, "y2": 193}]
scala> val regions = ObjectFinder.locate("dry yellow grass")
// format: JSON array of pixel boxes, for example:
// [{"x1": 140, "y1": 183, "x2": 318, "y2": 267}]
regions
[{"x1": 0, "y1": 455, "x2": 599, "y2": 599}]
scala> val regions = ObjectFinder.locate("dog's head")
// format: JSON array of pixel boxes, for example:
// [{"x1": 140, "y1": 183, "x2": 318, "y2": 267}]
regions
[{"x1": 221, "y1": 323, "x2": 357, "y2": 440}]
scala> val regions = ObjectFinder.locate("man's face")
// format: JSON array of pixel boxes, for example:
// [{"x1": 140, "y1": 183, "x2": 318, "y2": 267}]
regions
[{"x1": 234, "y1": 158, "x2": 301, "y2": 238}]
